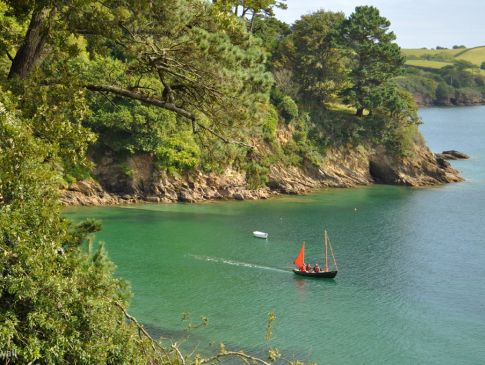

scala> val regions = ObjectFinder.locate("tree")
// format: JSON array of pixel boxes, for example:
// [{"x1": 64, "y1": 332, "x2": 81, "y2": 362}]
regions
[
  {"x1": 291, "y1": 10, "x2": 348, "y2": 106},
  {"x1": 340, "y1": 6, "x2": 404, "y2": 116},
  {"x1": 252, "y1": 16, "x2": 291, "y2": 56},
  {"x1": 229, "y1": 0, "x2": 287, "y2": 32},
  {"x1": 1, "y1": 0, "x2": 273, "y2": 162},
  {"x1": 0, "y1": 95, "x2": 168, "y2": 363}
]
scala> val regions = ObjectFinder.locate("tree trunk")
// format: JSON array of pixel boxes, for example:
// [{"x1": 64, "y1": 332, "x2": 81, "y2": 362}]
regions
[
  {"x1": 8, "y1": 6, "x2": 55, "y2": 80},
  {"x1": 356, "y1": 107, "x2": 365, "y2": 117}
]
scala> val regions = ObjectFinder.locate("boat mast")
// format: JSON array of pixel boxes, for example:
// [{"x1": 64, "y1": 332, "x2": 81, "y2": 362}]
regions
[{"x1": 324, "y1": 230, "x2": 329, "y2": 272}]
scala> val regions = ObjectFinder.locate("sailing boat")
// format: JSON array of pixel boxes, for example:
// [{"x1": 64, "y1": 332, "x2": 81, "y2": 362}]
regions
[{"x1": 292, "y1": 230, "x2": 338, "y2": 278}]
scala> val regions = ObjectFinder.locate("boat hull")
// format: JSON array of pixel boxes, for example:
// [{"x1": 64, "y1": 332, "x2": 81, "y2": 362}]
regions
[
  {"x1": 253, "y1": 231, "x2": 268, "y2": 239},
  {"x1": 293, "y1": 269, "x2": 338, "y2": 278}
]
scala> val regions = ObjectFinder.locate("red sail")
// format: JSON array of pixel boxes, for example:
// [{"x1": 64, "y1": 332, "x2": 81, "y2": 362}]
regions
[{"x1": 293, "y1": 242, "x2": 305, "y2": 269}]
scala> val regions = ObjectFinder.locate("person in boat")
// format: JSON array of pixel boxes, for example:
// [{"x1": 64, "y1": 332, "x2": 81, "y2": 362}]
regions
[
  {"x1": 313, "y1": 263, "x2": 320, "y2": 273},
  {"x1": 305, "y1": 263, "x2": 312, "y2": 272}
]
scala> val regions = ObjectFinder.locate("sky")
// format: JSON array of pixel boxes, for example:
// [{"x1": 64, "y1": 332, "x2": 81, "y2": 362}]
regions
[{"x1": 274, "y1": 0, "x2": 485, "y2": 49}]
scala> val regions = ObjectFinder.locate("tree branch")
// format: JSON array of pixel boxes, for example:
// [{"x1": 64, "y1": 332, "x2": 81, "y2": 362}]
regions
[
  {"x1": 85, "y1": 84, "x2": 254, "y2": 149},
  {"x1": 85, "y1": 84, "x2": 196, "y2": 121},
  {"x1": 197, "y1": 350, "x2": 271, "y2": 365},
  {"x1": 196, "y1": 123, "x2": 254, "y2": 149},
  {"x1": 6, "y1": 50, "x2": 13, "y2": 62},
  {"x1": 171, "y1": 343, "x2": 186, "y2": 365},
  {"x1": 113, "y1": 301, "x2": 173, "y2": 364}
]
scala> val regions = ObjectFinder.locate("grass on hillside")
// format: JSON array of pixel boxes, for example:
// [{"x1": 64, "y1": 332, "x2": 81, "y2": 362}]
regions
[
  {"x1": 402, "y1": 46, "x2": 485, "y2": 66},
  {"x1": 405, "y1": 59, "x2": 452, "y2": 69},
  {"x1": 403, "y1": 46, "x2": 485, "y2": 75},
  {"x1": 455, "y1": 47, "x2": 485, "y2": 66},
  {"x1": 402, "y1": 48, "x2": 464, "y2": 59}
]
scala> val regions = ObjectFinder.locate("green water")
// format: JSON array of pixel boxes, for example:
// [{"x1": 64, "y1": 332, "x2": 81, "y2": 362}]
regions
[{"x1": 66, "y1": 106, "x2": 485, "y2": 364}]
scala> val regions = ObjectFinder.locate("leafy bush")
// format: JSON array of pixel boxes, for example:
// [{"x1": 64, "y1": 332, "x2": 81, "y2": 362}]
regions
[
  {"x1": 261, "y1": 103, "x2": 279, "y2": 140},
  {"x1": 155, "y1": 131, "x2": 201, "y2": 172},
  {"x1": 278, "y1": 95, "x2": 299, "y2": 122},
  {"x1": 435, "y1": 82, "x2": 454, "y2": 103},
  {"x1": 0, "y1": 99, "x2": 159, "y2": 364},
  {"x1": 244, "y1": 159, "x2": 270, "y2": 189}
]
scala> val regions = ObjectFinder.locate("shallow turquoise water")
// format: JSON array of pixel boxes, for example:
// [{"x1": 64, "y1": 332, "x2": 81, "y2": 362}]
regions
[{"x1": 66, "y1": 106, "x2": 485, "y2": 364}]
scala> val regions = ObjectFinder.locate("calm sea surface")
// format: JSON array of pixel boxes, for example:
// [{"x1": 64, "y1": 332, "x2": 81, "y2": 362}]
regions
[{"x1": 66, "y1": 106, "x2": 485, "y2": 364}]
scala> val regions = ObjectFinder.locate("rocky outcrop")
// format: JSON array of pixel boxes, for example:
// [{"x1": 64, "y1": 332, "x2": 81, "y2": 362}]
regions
[
  {"x1": 267, "y1": 146, "x2": 372, "y2": 194},
  {"x1": 410, "y1": 89, "x2": 485, "y2": 107},
  {"x1": 437, "y1": 150, "x2": 470, "y2": 160},
  {"x1": 61, "y1": 157, "x2": 273, "y2": 206},
  {"x1": 61, "y1": 143, "x2": 463, "y2": 206},
  {"x1": 368, "y1": 145, "x2": 463, "y2": 186},
  {"x1": 62, "y1": 179, "x2": 123, "y2": 206}
]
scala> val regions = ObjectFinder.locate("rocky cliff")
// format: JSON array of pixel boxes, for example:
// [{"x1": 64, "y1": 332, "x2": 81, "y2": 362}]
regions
[{"x1": 61, "y1": 142, "x2": 463, "y2": 206}]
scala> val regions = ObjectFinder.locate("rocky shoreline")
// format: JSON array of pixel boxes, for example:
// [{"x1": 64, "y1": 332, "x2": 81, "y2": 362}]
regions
[
  {"x1": 61, "y1": 144, "x2": 465, "y2": 207},
  {"x1": 413, "y1": 94, "x2": 485, "y2": 108}
]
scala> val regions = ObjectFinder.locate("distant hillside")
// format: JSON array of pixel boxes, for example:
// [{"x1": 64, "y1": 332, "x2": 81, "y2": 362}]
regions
[
  {"x1": 397, "y1": 47, "x2": 485, "y2": 106},
  {"x1": 402, "y1": 46, "x2": 485, "y2": 75},
  {"x1": 455, "y1": 47, "x2": 485, "y2": 67}
]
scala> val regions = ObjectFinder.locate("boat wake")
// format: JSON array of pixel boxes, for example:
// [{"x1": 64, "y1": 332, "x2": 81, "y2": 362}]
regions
[{"x1": 188, "y1": 255, "x2": 288, "y2": 273}]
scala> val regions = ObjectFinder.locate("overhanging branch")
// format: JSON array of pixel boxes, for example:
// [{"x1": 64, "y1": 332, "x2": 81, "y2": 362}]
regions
[
  {"x1": 85, "y1": 84, "x2": 196, "y2": 121},
  {"x1": 85, "y1": 84, "x2": 254, "y2": 149}
]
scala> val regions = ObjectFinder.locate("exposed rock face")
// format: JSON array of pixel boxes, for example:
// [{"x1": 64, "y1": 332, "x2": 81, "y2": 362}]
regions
[
  {"x1": 61, "y1": 155, "x2": 273, "y2": 206},
  {"x1": 62, "y1": 179, "x2": 121, "y2": 206},
  {"x1": 368, "y1": 145, "x2": 463, "y2": 186},
  {"x1": 267, "y1": 147, "x2": 372, "y2": 194},
  {"x1": 61, "y1": 142, "x2": 463, "y2": 206}
]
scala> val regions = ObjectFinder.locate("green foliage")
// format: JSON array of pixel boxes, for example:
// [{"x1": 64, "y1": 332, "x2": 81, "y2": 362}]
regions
[
  {"x1": 398, "y1": 62, "x2": 485, "y2": 106},
  {"x1": 0, "y1": 98, "x2": 161, "y2": 364},
  {"x1": 155, "y1": 131, "x2": 201, "y2": 172},
  {"x1": 481, "y1": 62, "x2": 485, "y2": 70},
  {"x1": 365, "y1": 113, "x2": 422, "y2": 157},
  {"x1": 435, "y1": 82, "x2": 454, "y2": 103},
  {"x1": 261, "y1": 103, "x2": 279, "y2": 139},
  {"x1": 394, "y1": 73, "x2": 438, "y2": 102},
  {"x1": 278, "y1": 95, "x2": 298, "y2": 122},
  {"x1": 17, "y1": 77, "x2": 96, "y2": 172},
  {"x1": 453, "y1": 59, "x2": 477, "y2": 71},
  {"x1": 244, "y1": 158, "x2": 270, "y2": 189},
  {"x1": 282, "y1": 113, "x2": 323, "y2": 166},
  {"x1": 291, "y1": 11, "x2": 347, "y2": 104},
  {"x1": 0, "y1": 2, "x2": 26, "y2": 63},
  {"x1": 307, "y1": 107, "x2": 364, "y2": 147},
  {"x1": 252, "y1": 16, "x2": 291, "y2": 55},
  {"x1": 439, "y1": 65, "x2": 477, "y2": 88},
  {"x1": 340, "y1": 6, "x2": 404, "y2": 116}
]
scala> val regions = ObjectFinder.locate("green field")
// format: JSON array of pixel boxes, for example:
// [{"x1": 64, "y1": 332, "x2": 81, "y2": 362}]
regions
[
  {"x1": 402, "y1": 46, "x2": 485, "y2": 75},
  {"x1": 405, "y1": 59, "x2": 452, "y2": 69},
  {"x1": 455, "y1": 47, "x2": 485, "y2": 66},
  {"x1": 402, "y1": 48, "x2": 464, "y2": 59}
]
